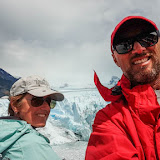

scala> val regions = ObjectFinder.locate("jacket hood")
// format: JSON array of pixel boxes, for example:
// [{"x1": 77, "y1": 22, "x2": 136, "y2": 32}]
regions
[
  {"x1": 94, "y1": 71, "x2": 124, "y2": 102},
  {"x1": 0, "y1": 118, "x2": 32, "y2": 153}
]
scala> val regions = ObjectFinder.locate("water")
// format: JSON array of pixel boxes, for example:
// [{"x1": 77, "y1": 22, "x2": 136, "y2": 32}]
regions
[{"x1": 52, "y1": 141, "x2": 88, "y2": 160}]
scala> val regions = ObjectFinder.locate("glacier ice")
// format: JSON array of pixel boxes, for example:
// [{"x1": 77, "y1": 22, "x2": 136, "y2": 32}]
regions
[
  {"x1": 49, "y1": 89, "x2": 108, "y2": 141},
  {"x1": 0, "y1": 88, "x2": 108, "y2": 144}
]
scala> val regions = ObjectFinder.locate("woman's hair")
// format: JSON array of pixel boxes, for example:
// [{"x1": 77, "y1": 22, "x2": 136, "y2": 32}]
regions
[{"x1": 8, "y1": 93, "x2": 27, "y2": 116}]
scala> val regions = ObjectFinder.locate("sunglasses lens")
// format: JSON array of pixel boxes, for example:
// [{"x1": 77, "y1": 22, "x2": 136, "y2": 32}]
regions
[
  {"x1": 45, "y1": 97, "x2": 51, "y2": 106},
  {"x1": 30, "y1": 97, "x2": 56, "y2": 108},
  {"x1": 114, "y1": 31, "x2": 159, "y2": 54},
  {"x1": 138, "y1": 31, "x2": 158, "y2": 47},
  {"x1": 31, "y1": 97, "x2": 44, "y2": 107},
  {"x1": 50, "y1": 100, "x2": 56, "y2": 109},
  {"x1": 115, "y1": 41, "x2": 133, "y2": 54}
]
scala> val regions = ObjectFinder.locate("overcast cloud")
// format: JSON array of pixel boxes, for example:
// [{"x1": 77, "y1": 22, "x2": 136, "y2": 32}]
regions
[{"x1": 0, "y1": 0, "x2": 160, "y2": 86}]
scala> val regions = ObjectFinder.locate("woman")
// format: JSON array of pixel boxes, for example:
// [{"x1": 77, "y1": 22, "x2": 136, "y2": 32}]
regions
[{"x1": 0, "y1": 75, "x2": 64, "y2": 160}]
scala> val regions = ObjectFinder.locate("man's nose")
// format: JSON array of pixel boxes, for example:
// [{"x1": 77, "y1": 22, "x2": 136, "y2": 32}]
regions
[{"x1": 132, "y1": 41, "x2": 146, "y2": 54}]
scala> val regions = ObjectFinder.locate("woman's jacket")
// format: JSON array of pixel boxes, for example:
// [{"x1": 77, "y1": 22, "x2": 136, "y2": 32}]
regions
[{"x1": 0, "y1": 117, "x2": 60, "y2": 160}]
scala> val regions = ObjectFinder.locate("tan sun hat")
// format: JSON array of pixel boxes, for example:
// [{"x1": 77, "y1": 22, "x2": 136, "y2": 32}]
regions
[{"x1": 10, "y1": 75, "x2": 64, "y2": 101}]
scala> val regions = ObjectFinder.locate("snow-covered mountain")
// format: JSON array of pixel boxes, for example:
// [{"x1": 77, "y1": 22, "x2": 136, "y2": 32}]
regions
[
  {"x1": 53, "y1": 75, "x2": 119, "y2": 91},
  {"x1": 0, "y1": 68, "x2": 18, "y2": 97},
  {"x1": 108, "y1": 76, "x2": 120, "y2": 86},
  {"x1": 0, "y1": 68, "x2": 17, "y2": 82}
]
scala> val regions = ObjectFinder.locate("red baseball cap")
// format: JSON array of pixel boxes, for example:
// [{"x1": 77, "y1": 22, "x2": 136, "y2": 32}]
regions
[{"x1": 111, "y1": 16, "x2": 158, "y2": 53}]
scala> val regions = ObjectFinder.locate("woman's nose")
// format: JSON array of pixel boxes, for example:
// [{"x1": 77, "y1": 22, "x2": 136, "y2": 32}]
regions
[{"x1": 41, "y1": 101, "x2": 50, "y2": 110}]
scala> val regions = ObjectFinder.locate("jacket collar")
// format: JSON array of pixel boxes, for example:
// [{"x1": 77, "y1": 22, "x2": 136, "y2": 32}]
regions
[
  {"x1": 0, "y1": 116, "x2": 21, "y2": 120},
  {"x1": 94, "y1": 72, "x2": 160, "y2": 124},
  {"x1": 94, "y1": 71, "x2": 122, "y2": 102}
]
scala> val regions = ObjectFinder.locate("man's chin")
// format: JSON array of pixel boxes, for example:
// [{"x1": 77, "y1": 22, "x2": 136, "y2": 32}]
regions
[{"x1": 129, "y1": 71, "x2": 159, "y2": 86}]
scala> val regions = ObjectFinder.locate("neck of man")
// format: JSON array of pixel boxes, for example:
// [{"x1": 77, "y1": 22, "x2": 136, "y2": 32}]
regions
[
  {"x1": 150, "y1": 74, "x2": 160, "y2": 90},
  {"x1": 130, "y1": 74, "x2": 160, "y2": 90}
]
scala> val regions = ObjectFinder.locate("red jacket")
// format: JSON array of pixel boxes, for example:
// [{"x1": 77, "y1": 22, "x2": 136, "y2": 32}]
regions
[{"x1": 85, "y1": 73, "x2": 160, "y2": 160}]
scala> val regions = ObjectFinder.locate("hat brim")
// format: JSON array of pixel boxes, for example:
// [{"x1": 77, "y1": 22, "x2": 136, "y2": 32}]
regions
[{"x1": 28, "y1": 87, "x2": 64, "y2": 101}]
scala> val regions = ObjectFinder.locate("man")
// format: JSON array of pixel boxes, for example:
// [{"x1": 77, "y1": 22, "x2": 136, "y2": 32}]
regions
[{"x1": 85, "y1": 16, "x2": 160, "y2": 160}]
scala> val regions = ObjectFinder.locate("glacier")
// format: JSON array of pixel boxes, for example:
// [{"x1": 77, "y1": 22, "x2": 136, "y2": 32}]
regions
[
  {"x1": 0, "y1": 79, "x2": 118, "y2": 160},
  {"x1": 0, "y1": 88, "x2": 108, "y2": 143},
  {"x1": 50, "y1": 88, "x2": 108, "y2": 142}
]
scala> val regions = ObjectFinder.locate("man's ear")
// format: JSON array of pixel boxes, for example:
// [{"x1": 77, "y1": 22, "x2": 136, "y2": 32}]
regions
[
  {"x1": 112, "y1": 53, "x2": 120, "y2": 67},
  {"x1": 10, "y1": 99, "x2": 19, "y2": 114}
]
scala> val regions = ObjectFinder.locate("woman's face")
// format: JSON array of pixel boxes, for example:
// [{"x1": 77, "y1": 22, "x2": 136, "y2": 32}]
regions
[{"x1": 16, "y1": 94, "x2": 51, "y2": 127}]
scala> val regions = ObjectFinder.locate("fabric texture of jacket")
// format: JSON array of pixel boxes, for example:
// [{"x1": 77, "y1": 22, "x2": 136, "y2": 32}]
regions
[
  {"x1": 0, "y1": 117, "x2": 60, "y2": 160},
  {"x1": 85, "y1": 72, "x2": 160, "y2": 160}
]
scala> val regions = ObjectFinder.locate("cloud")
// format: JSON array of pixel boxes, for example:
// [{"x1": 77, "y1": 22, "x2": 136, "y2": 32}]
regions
[{"x1": 0, "y1": 0, "x2": 160, "y2": 86}]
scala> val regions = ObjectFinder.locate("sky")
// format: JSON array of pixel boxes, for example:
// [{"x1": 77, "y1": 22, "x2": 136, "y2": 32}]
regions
[{"x1": 0, "y1": 0, "x2": 160, "y2": 87}]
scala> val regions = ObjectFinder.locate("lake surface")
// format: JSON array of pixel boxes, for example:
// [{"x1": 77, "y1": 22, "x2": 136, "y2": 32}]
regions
[{"x1": 52, "y1": 141, "x2": 88, "y2": 160}]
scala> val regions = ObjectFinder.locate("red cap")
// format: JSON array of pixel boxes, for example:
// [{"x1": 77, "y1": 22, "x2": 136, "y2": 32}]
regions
[{"x1": 111, "y1": 16, "x2": 158, "y2": 53}]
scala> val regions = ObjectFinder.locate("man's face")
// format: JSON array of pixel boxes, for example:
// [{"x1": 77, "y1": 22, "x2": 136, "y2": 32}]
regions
[{"x1": 112, "y1": 30, "x2": 160, "y2": 86}]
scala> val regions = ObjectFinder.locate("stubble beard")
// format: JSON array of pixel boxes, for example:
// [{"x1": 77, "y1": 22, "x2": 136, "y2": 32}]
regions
[{"x1": 126, "y1": 55, "x2": 160, "y2": 86}]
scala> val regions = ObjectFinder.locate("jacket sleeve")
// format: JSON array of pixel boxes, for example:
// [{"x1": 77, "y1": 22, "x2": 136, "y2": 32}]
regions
[{"x1": 85, "y1": 109, "x2": 139, "y2": 160}]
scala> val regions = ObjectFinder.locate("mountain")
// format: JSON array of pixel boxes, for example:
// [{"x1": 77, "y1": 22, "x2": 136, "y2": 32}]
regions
[
  {"x1": 108, "y1": 76, "x2": 120, "y2": 86},
  {"x1": 0, "y1": 68, "x2": 18, "y2": 97}
]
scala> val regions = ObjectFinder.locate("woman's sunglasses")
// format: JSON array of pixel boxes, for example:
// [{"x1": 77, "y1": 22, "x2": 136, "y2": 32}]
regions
[
  {"x1": 113, "y1": 30, "x2": 160, "y2": 54},
  {"x1": 27, "y1": 96, "x2": 56, "y2": 109}
]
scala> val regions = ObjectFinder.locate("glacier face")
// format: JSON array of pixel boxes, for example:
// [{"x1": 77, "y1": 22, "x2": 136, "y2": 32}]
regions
[
  {"x1": 0, "y1": 88, "x2": 108, "y2": 145},
  {"x1": 50, "y1": 89, "x2": 108, "y2": 141}
]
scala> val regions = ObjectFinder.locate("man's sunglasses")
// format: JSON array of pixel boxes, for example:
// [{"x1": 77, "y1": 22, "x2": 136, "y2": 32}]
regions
[
  {"x1": 112, "y1": 30, "x2": 160, "y2": 54},
  {"x1": 27, "y1": 96, "x2": 57, "y2": 109}
]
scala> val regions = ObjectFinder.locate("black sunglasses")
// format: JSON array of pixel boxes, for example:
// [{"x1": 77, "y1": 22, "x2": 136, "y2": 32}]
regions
[
  {"x1": 113, "y1": 30, "x2": 160, "y2": 54},
  {"x1": 27, "y1": 96, "x2": 56, "y2": 109}
]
